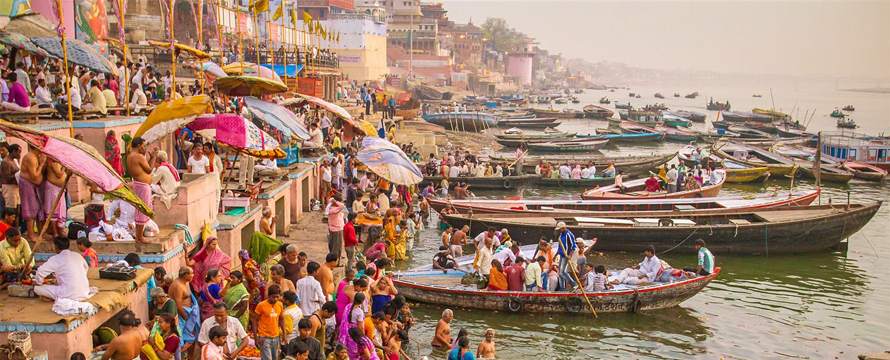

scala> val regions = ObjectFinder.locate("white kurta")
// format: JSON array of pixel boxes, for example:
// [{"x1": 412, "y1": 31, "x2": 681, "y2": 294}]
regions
[
  {"x1": 34, "y1": 249, "x2": 91, "y2": 301},
  {"x1": 295, "y1": 276, "x2": 326, "y2": 315}
]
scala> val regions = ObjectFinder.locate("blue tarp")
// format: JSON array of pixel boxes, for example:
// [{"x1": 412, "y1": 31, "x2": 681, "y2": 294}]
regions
[{"x1": 260, "y1": 64, "x2": 304, "y2": 77}]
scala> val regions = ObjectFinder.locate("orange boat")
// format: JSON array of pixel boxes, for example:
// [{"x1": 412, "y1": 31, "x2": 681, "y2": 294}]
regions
[{"x1": 581, "y1": 170, "x2": 726, "y2": 199}]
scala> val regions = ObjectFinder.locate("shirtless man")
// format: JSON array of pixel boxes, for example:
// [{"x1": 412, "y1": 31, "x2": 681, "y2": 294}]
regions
[
  {"x1": 125, "y1": 137, "x2": 153, "y2": 243},
  {"x1": 449, "y1": 226, "x2": 469, "y2": 258},
  {"x1": 307, "y1": 301, "x2": 337, "y2": 350},
  {"x1": 169, "y1": 266, "x2": 200, "y2": 352},
  {"x1": 431, "y1": 308, "x2": 453, "y2": 348},
  {"x1": 316, "y1": 253, "x2": 337, "y2": 298},
  {"x1": 18, "y1": 144, "x2": 46, "y2": 241},
  {"x1": 101, "y1": 310, "x2": 148, "y2": 360},
  {"x1": 440, "y1": 226, "x2": 454, "y2": 248},
  {"x1": 477, "y1": 328, "x2": 497, "y2": 359},
  {"x1": 43, "y1": 159, "x2": 68, "y2": 237}
]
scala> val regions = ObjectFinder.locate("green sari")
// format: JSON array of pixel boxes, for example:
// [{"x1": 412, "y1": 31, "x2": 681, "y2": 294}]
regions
[
  {"x1": 248, "y1": 231, "x2": 283, "y2": 265},
  {"x1": 223, "y1": 282, "x2": 250, "y2": 328}
]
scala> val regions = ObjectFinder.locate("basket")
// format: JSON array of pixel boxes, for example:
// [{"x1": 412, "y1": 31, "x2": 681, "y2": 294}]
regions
[{"x1": 7, "y1": 331, "x2": 31, "y2": 356}]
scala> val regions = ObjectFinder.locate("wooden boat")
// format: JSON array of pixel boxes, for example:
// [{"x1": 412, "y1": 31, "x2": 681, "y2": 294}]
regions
[
  {"x1": 776, "y1": 126, "x2": 812, "y2": 138},
  {"x1": 494, "y1": 153, "x2": 675, "y2": 175},
  {"x1": 727, "y1": 125, "x2": 771, "y2": 139},
  {"x1": 577, "y1": 130, "x2": 664, "y2": 143},
  {"x1": 712, "y1": 142, "x2": 798, "y2": 177},
  {"x1": 830, "y1": 109, "x2": 846, "y2": 118},
  {"x1": 582, "y1": 104, "x2": 615, "y2": 119},
  {"x1": 840, "y1": 161, "x2": 887, "y2": 182},
  {"x1": 661, "y1": 114, "x2": 692, "y2": 128},
  {"x1": 654, "y1": 93, "x2": 665, "y2": 99},
  {"x1": 619, "y1": 109, "x2": 660, "y2": 124},
  {"x1": 673, "y1": 93, "x2": 680, "y2": 98},
  {"x1": 614, "y1": 102, "x2": 633, "y2": 110},
  {"x1": 842, "y1": 105, "x2": 855, "y2": 111},
  {"x1": 752, "y1": 108, "x2": 791, "y2": 121},
  {"x1": 821, "y1": 131, "x2": 890, "y2": 171},
  {"x1": 581, "y1": 170, "x2": 725, "y2": 199},
  {"x1": 722, "y1": 160, "x2": 771, "y2": 183},
  {"x1": 497, "y1": 117, "x2": 561, "y2": 129},
  {"x1": 531, "y1": 108, "x2": 583, "y2": 119},
  {"x1": 527, "y1": 138, "x2": 610, "y2": 153},
  {"x1": 665, "y1": 110, "x2": 706, "y2": 122},
  {"x1": 414, "y1": 84, "x2": 444, "y2": 100},
  {"x1": 439, "y1": 202, "x2": 882, "y2": 254},
  {"x1": 422, "y1": 112, "x2": 499, "y2": 131},
  {"x1": 495, "y1": 132, "x2": 576, "y2": 147},
  {"x1": 393, "y1": 246, "x2": 720, "y2": 314},
  {"x1": 836, "y1": 118, "x2": 858, "y2": 129},
  {"x1": 656, "y1": 126, "x2": 698, "y2": 142},
  {"x1": 685, "y1": 92, "x2": 699, "y2": 99},
  {"x1": 421, "y1": 174, "x2": 540, "y2": 190},
  {"x1": 722, "y1": 111, "x2": 773, "y2": 123},
  {"x1": 534, "y1": 176, "x2": 615, "y2": 188},
  {"x1": 619, "y1": 121, "x2": 665, "y2": 141},
  {"x1": 706, "y1": 98, "x2": 730, "y2": 111},
  {"x1": 428, "y1": 190, "x2": 819, "y2": 215},
  {"x1": 771, "y1": 145, "x2": 854, "y2": 184},
  {"x1": 599, "y1": 97, "x2": 611, "y2": 104}
]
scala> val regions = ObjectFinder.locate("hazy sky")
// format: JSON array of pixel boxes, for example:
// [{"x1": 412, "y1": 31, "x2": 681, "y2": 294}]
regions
[{"x1": 442, "y1": 1, "x2": 890, "y2": 79}]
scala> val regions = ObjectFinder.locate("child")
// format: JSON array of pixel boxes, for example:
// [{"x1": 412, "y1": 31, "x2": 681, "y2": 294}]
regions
[
  {"x1": 201, "y1": 325, "x2": 228, "y2": 360},
  {"x1": 584, "y1": 265, "x2": 609, "y2": 292},
  {"x1": 77, "y1": 237, "x2": 98, "y2": 268}
]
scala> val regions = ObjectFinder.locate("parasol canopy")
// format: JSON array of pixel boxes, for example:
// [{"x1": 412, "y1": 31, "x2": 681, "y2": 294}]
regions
[
  {"x1": 223, "y1": 62, "x2": 282, "y2": 82},
  {"x1": 134, "y1": 95, "x2": 213, "y2": 143},
  {"x1": 31, "y1": 37, "x2": 116, "y2": 76},
  {"x1": 200, "y1": 61, "x2": 228, "y2": 78},
  {"x1": 0, "y1": 120, "x2": 153, "y2": 216},
  {"x1": 292, "y1": 93, "x2": 352, "y2": 120},
  {"x1": 244, "y1": 96, "x2": 310, "y2": 140},
  {"x1": 148, "y1": 40, "x2": 212, "y2": 59},
  {"x1": 356, "y1": 137, "x2": 422, "y2": 185},
  {"x1": 0, "y1": 30, "x2": 48, "y2": 56},
  {"x1": 214, "y1": 75, "x2": 288, "y2": 97},
  {"x1": 186, "y1": 114, "x2": 285, "y2": 159},
  {"x1": 281, "y1": 95, "x2": 375, "y2": 136}
]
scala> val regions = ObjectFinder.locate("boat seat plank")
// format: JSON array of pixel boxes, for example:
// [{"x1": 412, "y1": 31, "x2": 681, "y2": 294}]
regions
[
  {"x1": 752, "y1": 208, "x2": 837, "y2": 222},
  {"x1": 575, "y1": 217, "x2": 635, "y2": 225}
]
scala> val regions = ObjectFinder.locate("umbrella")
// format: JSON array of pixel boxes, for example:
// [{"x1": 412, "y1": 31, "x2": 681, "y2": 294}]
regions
[
  {"x1": 31, "y1": 37, "x2": 115, "y2": 75},
  {"x1": 292, "y1": 93, "x2": 352, "y2": 120},
  {"x1": 2, "y1": 13, "x2": 56, "y2": 37},
  {"x1": 200, "y1": 61, "x2": 227, "y2": 78},
  {"x1": 280, "y1": 95, "x2": 374, "y2": 136},
  {"x1": 244, "y1": 96, "x2": 310, "y2": 140},
  {"x1": 134, "y1": 95, "x2": 213, "y2": 143},
  {"x1": 356, "y1": 137, "x2": 422, "y2": 185},
  {"x1": 223, "y1": 62, "x2": 282, "y2": 82},
  {"x1": 186, "y1": 114, "x2": 285, "y2": 159},
  {"x1": 148, "y1": 40, "x2": 212, "y2": 59},
  {"x1": 214, "y1": 75, "x2": 288, "y2": 97},
  {"x1": 0, "y1": 120, "x2": 153, "y2": 217},
  {"x1": 0, "y1": 31, "x2": 49, "y2": 56}
]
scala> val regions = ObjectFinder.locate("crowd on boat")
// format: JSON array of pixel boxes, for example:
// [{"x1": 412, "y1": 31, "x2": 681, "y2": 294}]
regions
[{"x1": 535, "y1": 161, "x2": 617, "y2": 180}]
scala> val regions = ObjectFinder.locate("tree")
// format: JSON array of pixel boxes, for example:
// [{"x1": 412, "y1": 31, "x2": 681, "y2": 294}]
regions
[{"x1": 481, "y1": 18, "x2": 526, "y2": 53}]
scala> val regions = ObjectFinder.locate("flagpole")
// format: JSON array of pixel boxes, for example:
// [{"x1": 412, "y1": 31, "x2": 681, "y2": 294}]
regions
[
  {"x1": 116, "y1": 0, "x2": 130, "y2": 116},
  {"x1": 280, "y1": 2, "x2": 287, "y2": 89},
  {"x1": 197, "y1": 0, "x2": 205, "y2": 94},
  {"x1": 169, "y1": 0, "x2": 176, "y2": 98},
  {"x1": 54, "y1": 0, "x2": 75, "y2": 137},
  {"x1": 215, "y1": 0, "x2": 224, "y2": 64},
  {"x1": 252, "y1": 9, "x2": 261, "y2": 77}
]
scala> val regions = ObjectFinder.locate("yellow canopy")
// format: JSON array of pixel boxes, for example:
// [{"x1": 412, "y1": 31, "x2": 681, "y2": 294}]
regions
[
  {"x1": 133, "y1": 95, "x2": 213, "y2": 142},
  {"x1": 214, "y1": 76, "x2": 288, "y2": 97},
  {"x1": 148, "y1": 40, "x2": 212, "y2": 59}
]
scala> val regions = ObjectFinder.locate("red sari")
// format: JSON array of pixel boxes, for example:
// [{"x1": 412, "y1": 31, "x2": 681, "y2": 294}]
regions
[
  {"x1": 190, "y1": 241, "x2": 232, "y2": 291},
  {"x1": 105, "y1": 132, "x2": 124, "y2": 176}
]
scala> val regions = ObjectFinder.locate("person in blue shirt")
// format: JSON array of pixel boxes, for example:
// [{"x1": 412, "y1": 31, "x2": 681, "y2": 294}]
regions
[
  {"x1": 448, "y1": 336, "x2": 476, "y2": 360},
  {"x1": 692, "y1": 239, "x2": 715, "y2": 275},
  {"x1": 555, "y1": 221, "x2": 577, "y2": 289}
]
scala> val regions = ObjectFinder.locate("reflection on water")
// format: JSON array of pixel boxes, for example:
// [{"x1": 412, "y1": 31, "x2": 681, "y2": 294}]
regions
[{"x1": 397, "y1": 178, "x2": 889, "y2": 359}]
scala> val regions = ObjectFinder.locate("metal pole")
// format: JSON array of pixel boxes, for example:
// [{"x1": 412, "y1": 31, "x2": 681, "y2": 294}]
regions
[
  {"x1": 55, "y1": 0, "x2": 75, "y2": 137},
  {"x1": 169, "y1": 0, "x2": 177, "y2": 97}
]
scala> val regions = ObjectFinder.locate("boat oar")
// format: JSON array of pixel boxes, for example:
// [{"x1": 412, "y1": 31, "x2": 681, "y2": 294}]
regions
[{"x1": 555, "y1": 238, "x2": 598, "y2": 318}]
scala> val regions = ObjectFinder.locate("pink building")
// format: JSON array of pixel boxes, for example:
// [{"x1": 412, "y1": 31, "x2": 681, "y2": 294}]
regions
[{"x1": 505, "y1": 52, "x2": 534, "y2": 86}]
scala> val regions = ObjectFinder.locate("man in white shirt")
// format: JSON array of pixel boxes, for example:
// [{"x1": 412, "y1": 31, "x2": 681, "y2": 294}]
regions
[
  {"x1": 492, "y1": 242, "x2": 517, "y2": 266},
  {"x1": 585, "y1": 165, "x2": 598, "y2": 179},
  {"x1": 130, "y1": 84, "x2": 148, "y2": 112},
  {"x1": 474, "y1": 228, "x2": 500, "y2": 251},
  {"x1": 196, "y1": 303, "x2": 250, "y2": 359},
  {"x1": 473, "y1": 236, "x2": 494, "y2": 276},
  {"x1": 558, "y1": 163, "x2": 571, "y2": 179},
  {"x1": 666, "y1": 165, "x2": 678, "y2": 193},
  {"x1": 295, "y1": 262, "x2": 326, "y2": 315},
  {"x1": 187, "y1": 146, "x2": 210, "y2": 174},
  {"x1": 448, "y1": 162, "x2": 461, "y2": 178},
  {"x1": 34, "y1": 78, "x2": 53, "y2": 107},
  {"x1": 34, "y1": 237, "x2": 90, "y2": 301},
  {"x1": 609, "y1": 245, "x2": 663, "y2": 285}
]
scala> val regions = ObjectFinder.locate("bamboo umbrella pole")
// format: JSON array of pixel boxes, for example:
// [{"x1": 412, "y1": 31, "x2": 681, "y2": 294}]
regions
[
  {"x1": 117, "y1": 0, "x2": 130, "y2": 116},
  {"x1": 215, "y1": 0, "x2": 224, "y2": 64},
  {"x1": 38, "y1": 174, "x2": 72, "y2": 240},
  {"x1": 54, "y1": 0, "x2": 74, "y2": 137},
  {"x1": 197, "y1": 0, "x2": 205, "y2": 94},
  {"x1": 281, "y1": 2, "x2": 287, "y2": 87},
  {"x1": 169, "y1": 0, "x2": 177, "y2": 97},
  {"x1": 252, "y1": 11, "x2": 261, "y2": 76}
]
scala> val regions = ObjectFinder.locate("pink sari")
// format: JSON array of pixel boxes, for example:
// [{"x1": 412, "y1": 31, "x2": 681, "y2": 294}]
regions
[
  {"x1": 191, "y1": 242, "x2": 232, "y2": 291},
  {"x1": 104, "y1": 133, "x2": 123, "y2": 176}
]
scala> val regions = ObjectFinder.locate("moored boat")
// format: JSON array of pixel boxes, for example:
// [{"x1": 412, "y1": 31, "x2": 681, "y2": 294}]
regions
[
  {"x1": 619, "y1": 121, "x2": 666, "y2": 141},
  {"x1": 582, "y1": 104, "x2": 615, "y2": 119},
  {"x1": 727, "y1": 125, "x2": 772, "y2": 139},
  {"x1": 440, "y1": 202, "x2": 882, "y2": 254},
  {"x1": 665, "y1": 110, "x2": 706, "y2": 122},
  {"x1": 393, "y1": 246, "x2": 720, "y2": 314},
  {"x1": 712, "y1": 142, "x2": 799, "y2": 177},
  {"x1": 497, "y1": 117, "x2": 561, "y2": 129},
  {"x1": 527, "y1": 138, "x2": 610, "y2": 153},
  {"x1": 533, "y1": 176, "x2": 615, "y2": 188},
  {"x1": 656, "y1": 125, "x2": 698, "y2": 142},
  {"x1": 581, "y1": 170, "x2": 725, "y2": 200},
  {"x1": 840, "y1": 161, "x2": 887, "y2": 182},
  {"x1": 421, "y1": 174, "x2": 540, "y2": 190},
  {"x1": 532, "y1": 108, "x2": 584, "y2": 119},
  {"x1": 722, "y1": 160, "x2": 771, "y2": 183},
  {"x1": 422, "y1": 112, "x2": 499, "y2": 131},
  {"x1": 722, "y1": 111, "x2": 773, "y2": 123},
  {"x1": 661, "y1": 114, "x2": 693, "y2": 128},
  {"x1": 493, "y1": 153, "x2": 676, "y2": 175},
  {"x1": 706, "y1": 98, "x2": 730, "y2": 111}
]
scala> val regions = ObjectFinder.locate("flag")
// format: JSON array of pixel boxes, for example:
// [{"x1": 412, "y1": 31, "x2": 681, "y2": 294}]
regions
[
  {"x1": 251, "y1": 0, "x2": 269, "y2": 15},
  {"x1": 303, "y1": 10, "x2": 312, "y2": 25},
  {"x1": 272, "y1": 0, "x2": 283, "y2": 20},
  {"x1": 289, "y1": 6, "x2": 298, "y2": 27}
]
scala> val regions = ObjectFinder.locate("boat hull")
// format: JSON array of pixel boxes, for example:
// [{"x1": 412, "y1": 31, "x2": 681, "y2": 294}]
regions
[
  {"x1": 712, "y1": 146, "x2": 799, "y2": 177},
  {"x1": 841, "y1": 162, "x2": 887, "y2": 182},
  {"x1": 441, "y1": 203, "x2": 881, "y2": 254},
  {"x1": 725, "y1": 167, "x2": 771, "y2": 183},
  {"x1": 393, "y1": 269, "x2": 719, "y2": 314},
  {"x1": 534, "y1": 177, "x2": 615, "y2": 187},
  {"x1": 421, "y1": 175, "x2": 539, "y2": 190}
]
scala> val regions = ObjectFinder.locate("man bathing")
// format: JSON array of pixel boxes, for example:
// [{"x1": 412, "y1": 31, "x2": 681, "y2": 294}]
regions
[{"x1": 126, "y1": 137, "x2": 153, "y2": 243}]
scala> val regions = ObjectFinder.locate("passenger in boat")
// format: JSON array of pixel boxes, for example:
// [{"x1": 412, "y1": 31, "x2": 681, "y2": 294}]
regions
[
  {"x1": 505, "y1": 257, "x2": 526, "y2": 291},
  {"x1": 687, "y1": 239, "x2": 715, "y2": 276},
  {"x1": 544, "y1": 264, "x2": 560, "y2": 291},
  {"x1": 558, "y1": 163, "x2": 571, "y2": 179},
  {"x1": 666, "y1": 165, "x2": 678, "y2": 193},
  {"x1": 684, "y1": 172, "x2": 701, "y2": 191},
  {"x1": 602, "y1": 163, "x2": 616, "y2": 178},
  {"x1": 609, "y1": 245, "x2": 663, "y2": 285},
  {"x1": 614, "y1": 171, "x2": 626, "y2": 193},
  {"x1": 524, "y1": 256, "x2": 545, "y2": 291},
  {"x1": 474, "y1": 227, "x2": 499, "y2": 251},
  {"x1": 431, "y1": 309, "x2": 453, "y2": 348},
  {"x1": 473, "y1": 236, "x2": 495, "y2": 277},
  {"x1": 493, "y1": 241, "x2": 518, "y2": 266},
  {"x1": 476, "y1": 329, "x2": 496, "y2": 359},
  {"x1": 645, "y1": 172, "x2": 661, "y2": 192},
  {"x1": 487, "y1": 259, "x2": 507, "y2": 291},
  {"x1": 584, "y1": 264, "x2": 610, "y2": 292},
  {"x1": 433, "y1": 246, "x2": 457, "y2": 270}
]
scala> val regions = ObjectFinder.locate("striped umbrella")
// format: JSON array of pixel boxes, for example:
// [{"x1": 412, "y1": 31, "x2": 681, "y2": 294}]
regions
[
  {"x1": 244, "y1": 96, "x2": 310, "y2": 140},
  {"x1": 0, "y1": 31, "x2": 49, "y2": 56},
  {"x1": 186, "y1": 114, "x2": 285, "y2": 159},
  {"x1": 356, "y1": 137, "x2": 422, "y2": 185},
  {"x1": 31, "y1": 37, "x2": 115, "y2": 75},
  {"x1": 214, "y1": 75, "x2": 288, "y2": 97}
]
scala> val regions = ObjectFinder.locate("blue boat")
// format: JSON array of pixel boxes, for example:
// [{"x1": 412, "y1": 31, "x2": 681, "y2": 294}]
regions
[
  {"x1": 422, "y1": 112, "x2": 500, "y2": 132},
  {"x1": 577, "y1": 131, "x2": 664, "y2": 143}
]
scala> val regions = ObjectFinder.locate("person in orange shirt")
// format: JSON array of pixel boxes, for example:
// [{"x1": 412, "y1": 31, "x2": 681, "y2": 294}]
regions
[
  {"x1": 487, "y1": 260, "x2": 508, "y2": 291},
  {"x1": 254, "y1": 284, "x2": 284, "y2": 360}
]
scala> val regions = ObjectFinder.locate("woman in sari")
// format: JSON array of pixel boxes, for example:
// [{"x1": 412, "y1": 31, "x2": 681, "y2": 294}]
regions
[
  {"x1": 338, "y1": 292, "x2": 367, "y2": 346},
  {"x1": 104, "y1": 130, "x2": 124, "y2": 176},
  {"x1": 199, "y1": 269, "x2": 225, "y2": 320},
  {"x1": 237, "y1": 250, "x2": 265, "y2": 312},
  {"x1": 487, "y1": 260, "x2": 507, "y2": 291},
  {"x1": 142, "y1": 313, "x2": 180, "y2": 360},
  {"x1": 221, "y1": 270, "x2": 250, "y2": 329},
  {"x1": 189, "y1": 237, "x2": 232, "y2": 293}
]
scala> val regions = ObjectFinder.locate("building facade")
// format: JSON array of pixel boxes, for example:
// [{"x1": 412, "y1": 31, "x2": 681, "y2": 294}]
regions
[{"x1": 310, "y1": 13, "x2": 389, "y2": 82}]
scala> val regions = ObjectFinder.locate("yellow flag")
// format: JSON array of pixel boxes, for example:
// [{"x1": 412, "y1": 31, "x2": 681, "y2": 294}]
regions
[
  {"x1": 289, "y1": 7, "x2": 298, "y2": 27},
  {"x1": 251, "y1": 0, "x2": 269, "y2": 15},
  {"x1": 272, "y1": 0, "x2": 283, "y2": 20},
  {"x1": 303, "y1": 10, "x2": 312, "y2": 25}
]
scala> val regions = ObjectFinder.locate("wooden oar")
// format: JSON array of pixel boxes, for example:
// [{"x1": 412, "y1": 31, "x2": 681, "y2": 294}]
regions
[{"x1": 555, "y1": 237, "x2": 598, "y2": 318}]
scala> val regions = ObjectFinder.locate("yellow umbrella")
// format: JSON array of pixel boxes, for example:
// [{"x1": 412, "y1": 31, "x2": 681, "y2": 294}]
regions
[
  {"x1": 133, "y1": 95, "x2": 213, "y2": 142},
  {"x1": 222, "y1": 61, "x2": 282, "y2": 82},
  {"x1": 357, "y1": 120, "x2": 378, "y2": 137},
  {"x1": 148, "y1": 40, "x2": 212, "y2": 59}
]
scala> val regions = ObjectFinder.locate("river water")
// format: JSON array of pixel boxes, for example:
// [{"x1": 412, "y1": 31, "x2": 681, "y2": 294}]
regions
[{"x1": 397, "y1": 87, "x2": 890, "y2": 359}]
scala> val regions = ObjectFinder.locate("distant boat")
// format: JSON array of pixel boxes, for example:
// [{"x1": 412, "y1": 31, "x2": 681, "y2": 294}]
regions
[
  {"x1": 706, "y1": 98, "x2": 731, "y2": 111},
  {"x1": 526, "y1": 138, "x2": 610, "y2": 153},
  {"x1": 422, "y1": 112, "x2": 499, "y2": 131},
  {"x1": 582, "y1": 104, "x2": 615, "y2": 119},
  {"x1": 656, "y1": 125, "x2": 698, "y2": 142},
  {"x1": 628, "y1": 92, "x2": 635, "y2": 97},
  {"x1": 665, "y1": 110, "x2": 706, "y2": 122},
  {"x1": 721, "y1": 111, "x2": 772, "y2": 123},
  {"x1": 614, "y1": 102, "x2": 632, "y2": 110},
  {"x1": 830, "y1": 109, "x2": 846, "y2": 118},
  {"x1": 618, "y1": 109, "x2": 660, "y2": 124},
  {"x1": 531, "y1": 108, "x2": 583, "y2": 119},
  {"x1": 599, "y1": 97, "x2": 611, "y2": 104},
  {"x1": 752, "y1": 94, "x2": 763, "y2": 98},
  {"x1": 752, "y1": 108, "x2": 791, "y2": 121},
  {"x1": 836, "y1": 118, "x2": 858, "y2": 129},
  {"x1": 654, "y1": 93, "x2": 665, "y2": 99},
  {"x1": 684, "y1": 92, "x2": 699, "y2": 99},
  {"x1": 661, "y1": 114, "x2": 693, "y2": 128},
  {"x1": 673, "y1": 93, "x2": 680, "y2": 97},
  {"x1": 842, "y1": 105, "x2": 855, "y2": 111}
]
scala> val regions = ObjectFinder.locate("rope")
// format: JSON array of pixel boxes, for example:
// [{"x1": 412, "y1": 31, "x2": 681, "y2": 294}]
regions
[{"x1": 660, "y1": 227, "x2": 699, "y2": 254}]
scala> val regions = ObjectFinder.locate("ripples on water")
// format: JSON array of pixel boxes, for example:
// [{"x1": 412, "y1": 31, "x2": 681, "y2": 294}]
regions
[{"x1": 397, "y1": 174, "x2": 890, "y2": 359}]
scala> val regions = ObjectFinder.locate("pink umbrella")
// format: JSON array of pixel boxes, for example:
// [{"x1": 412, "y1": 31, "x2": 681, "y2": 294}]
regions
[{"x1": 186, "y1": 114, "x2": 285, "y2": 159}]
